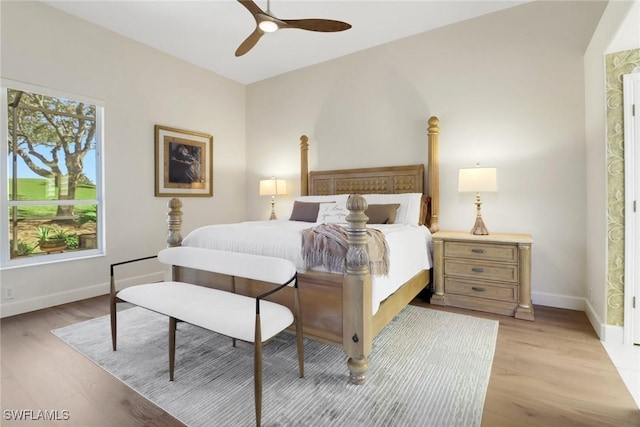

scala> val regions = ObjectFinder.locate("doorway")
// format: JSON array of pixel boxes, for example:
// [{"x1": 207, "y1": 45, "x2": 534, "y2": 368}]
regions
[{"x1": 623, "y1": 71, "x2": 640, "y2": 345}]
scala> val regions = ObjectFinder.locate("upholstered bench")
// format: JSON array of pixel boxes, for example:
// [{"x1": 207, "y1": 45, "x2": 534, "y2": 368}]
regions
[{"x1": 109, "y1": 246, "x2": 304, "y2": 427}]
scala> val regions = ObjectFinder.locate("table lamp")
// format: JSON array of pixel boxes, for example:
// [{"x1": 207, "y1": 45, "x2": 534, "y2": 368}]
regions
[
  {"x1": 458, "y1": 165, "x2": 497, "y2": 235},
  {"x1": 259, "y1": 177, "x2": 287, "y2": 220}
]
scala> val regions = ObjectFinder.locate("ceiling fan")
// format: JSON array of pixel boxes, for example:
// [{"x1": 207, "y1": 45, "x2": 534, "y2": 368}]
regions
[{"x1": 235, "y1": 0, "x2": 352, "y2": 57}]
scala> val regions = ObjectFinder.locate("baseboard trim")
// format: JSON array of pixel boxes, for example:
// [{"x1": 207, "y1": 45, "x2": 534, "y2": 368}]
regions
[
  {"x1": 531, "y1": 291, "x2": 586, "y2": 311},
  {"x1": 584, "y1": 299, "x2": 606, "y2": 339},
  {"x1": 0, "y1": 271, "x2": 164, "y2": 318},
  {"x1": 576, "y1": 299, "x2": 627, "y2": 344},
  {"x1": 1, "y1": 283, "x2": 107, "y2": 318}
]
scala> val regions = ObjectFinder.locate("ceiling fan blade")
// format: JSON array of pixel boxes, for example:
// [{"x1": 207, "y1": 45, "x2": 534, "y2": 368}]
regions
[
  {"x1": 233, "y1": 1, "x2": 351, "y2": 56},
  {"x1": 282, "y1": 19, "x2": 352, "y2": 33},
  {"x1": 237, "y1": 0, "x2": 265, "y2": 18},
  {"x1": 235, "y1": 28, "x2": 264, "y2": 57}
]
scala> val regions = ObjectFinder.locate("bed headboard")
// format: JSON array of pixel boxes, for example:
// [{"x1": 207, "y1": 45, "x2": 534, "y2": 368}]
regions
[
  {"x1": 308, "y1": 164, "x2": 424, "y2": 196},
  {"x1": 299, "y1": 116, "x2": 440, "y2": 232}
]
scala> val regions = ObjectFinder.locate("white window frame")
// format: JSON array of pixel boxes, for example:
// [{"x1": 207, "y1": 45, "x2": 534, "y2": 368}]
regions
[{"x1": 0, "y1": 79, "x2": 105, "y2": 269}]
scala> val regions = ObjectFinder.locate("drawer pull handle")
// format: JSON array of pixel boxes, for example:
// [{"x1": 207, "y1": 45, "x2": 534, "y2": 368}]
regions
[
  {"x1": 471, "y1": 248, "x2": 485, "y2": 254},
  {"x1": 471, "y1": 267, "x2": 485, "y2": 273},
  {"x1": 472, "y1": 286, "x2": 486, "y2": 292}
]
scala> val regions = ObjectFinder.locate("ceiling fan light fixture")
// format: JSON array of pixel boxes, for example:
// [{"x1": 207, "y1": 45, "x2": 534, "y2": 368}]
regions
[
  {"x1": 235, "y1": 0, "x2": 351, "y2": 56},
  {"x1": 258, "y1": 20, "x2": 278, "y2": 33}
]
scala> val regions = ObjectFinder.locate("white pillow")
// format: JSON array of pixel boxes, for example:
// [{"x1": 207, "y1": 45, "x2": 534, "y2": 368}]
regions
[
  {"x1": 317, "y1": 203, "x2": 349, "y2": 224},
  {"x1": 362, "y1": 193, "x2": 423, "y2": 225}
]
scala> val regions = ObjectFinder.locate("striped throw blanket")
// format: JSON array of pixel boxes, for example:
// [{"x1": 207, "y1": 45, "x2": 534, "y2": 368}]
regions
[{"x1": 301, "y1": 223, "x2": 389, "y2": 275}]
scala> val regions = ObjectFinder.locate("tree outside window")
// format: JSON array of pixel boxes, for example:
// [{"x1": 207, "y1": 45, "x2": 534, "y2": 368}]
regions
[{"x1": 2, "y1": 82, "x2": 103, "y2": 267}]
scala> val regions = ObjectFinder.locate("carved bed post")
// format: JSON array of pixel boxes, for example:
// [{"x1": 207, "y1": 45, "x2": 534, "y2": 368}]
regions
[
  {"x1": 428, "y1": 116, "x2": 440, "y2": 233},
  {"x1": 342, "y1": 194, "x2": 373, "y2": 385},
  {"x1": 300, "y1": 135, "x2": 309, "y2": 196},
  {"x1": 167, "y1": 198, "x2": 183, "y2": 247}
]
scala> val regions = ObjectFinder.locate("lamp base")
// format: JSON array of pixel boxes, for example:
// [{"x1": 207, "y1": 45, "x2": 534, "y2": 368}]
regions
[
  {"x1": 269, "y1": 198, "x2": 277, "y2": 220},
  {"x1": 470, "y1": 193, "x2": 489, "y2": 235},
  {"x1": 470, "y1": 216, "x2": 489, "y2": 235}
]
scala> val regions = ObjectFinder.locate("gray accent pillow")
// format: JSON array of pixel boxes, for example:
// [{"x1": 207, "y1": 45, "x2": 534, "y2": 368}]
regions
[
  {"x1": 289, "y1": 201, "x2": 321, "y2": 222},
  {"x1": 366, "y1": 204, "x2": 401, "y2": 224}
]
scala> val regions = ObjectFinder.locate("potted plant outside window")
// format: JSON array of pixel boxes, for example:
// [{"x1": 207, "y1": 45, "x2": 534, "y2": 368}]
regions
[{"x1": 36, "y1": 226, "x2": 68, "y2": 253}]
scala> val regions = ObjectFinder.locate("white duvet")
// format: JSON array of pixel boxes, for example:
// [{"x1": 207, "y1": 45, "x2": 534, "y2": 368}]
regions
[{"x1": 182, "y1": 220, "x2": 433, "y2": 314}]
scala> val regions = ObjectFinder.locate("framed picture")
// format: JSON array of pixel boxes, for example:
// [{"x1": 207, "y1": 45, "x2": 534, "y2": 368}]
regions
[{"x1": 155, "y1": 125, "x2": 213, "y2": 197}]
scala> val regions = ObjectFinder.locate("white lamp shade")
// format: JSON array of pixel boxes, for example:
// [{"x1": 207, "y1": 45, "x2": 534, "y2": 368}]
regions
[
  {"x1": 458, "y1": 167, "x2": 497, "y2": 192},
  {"x1": 259, "y1": 178, "x2": 287, "y2": 196}
]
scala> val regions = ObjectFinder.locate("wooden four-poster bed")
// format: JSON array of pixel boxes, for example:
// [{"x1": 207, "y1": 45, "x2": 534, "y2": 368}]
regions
[{"x1": 164, "y1": 116, "x2": 441, "y2": 384}]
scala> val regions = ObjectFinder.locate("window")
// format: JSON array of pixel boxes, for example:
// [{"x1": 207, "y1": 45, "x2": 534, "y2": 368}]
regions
[{"x1": 1, "y1": 80, "x2": 104, "y2": 268}]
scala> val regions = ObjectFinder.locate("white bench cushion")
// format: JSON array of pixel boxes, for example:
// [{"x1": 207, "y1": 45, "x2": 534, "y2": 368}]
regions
[{"x1": 117, "y1": 282, "x2": 294, "y2": 343}]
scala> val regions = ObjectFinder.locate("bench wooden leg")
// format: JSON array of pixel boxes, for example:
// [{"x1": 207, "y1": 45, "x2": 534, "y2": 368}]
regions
[
  {"x1": 169, "y1": 316, "x2": 177, "y2": 381},
  {"x1": 254, "y1": 314, "x2": 262, "y2": 427},
  {"x1": 110, "y1": 296, "x2": 117, "y2": 351},
  {"x1": 294, "y1": 288, "x2": 304, "y2": 378},
  {"x1": 231, "y1": 277, "x2": 238, "y2": 349}
]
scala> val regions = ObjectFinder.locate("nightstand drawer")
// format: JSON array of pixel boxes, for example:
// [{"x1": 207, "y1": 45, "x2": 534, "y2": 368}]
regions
[
  {"x1": 444, "y1": 241, "x2": 518, "y2": 263},
  {"x1": 445, "y1": 278, "x2": 517, "y2": 302},
  {"x1": 444, "y1": 259, "x2": 518, "y2": 283}
]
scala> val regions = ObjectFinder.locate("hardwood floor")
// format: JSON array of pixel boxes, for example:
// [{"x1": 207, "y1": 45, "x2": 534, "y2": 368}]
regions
[
  {"x1": 414, "y1": 301, "x2": 640, "y2": 427},
  {"x1": 1, "y1": 295, "x2": 638, "y2": 426}
]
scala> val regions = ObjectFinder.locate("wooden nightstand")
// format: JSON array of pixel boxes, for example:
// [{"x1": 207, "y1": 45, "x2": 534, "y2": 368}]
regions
[{"x1": 430, "y1": 231, "x2": 534, "y2": 320}]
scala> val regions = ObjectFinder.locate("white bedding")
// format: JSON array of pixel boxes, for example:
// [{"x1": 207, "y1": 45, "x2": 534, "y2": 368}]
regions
[{"x1": 181, "y1": 220, "x2": 433, "y2": 314}]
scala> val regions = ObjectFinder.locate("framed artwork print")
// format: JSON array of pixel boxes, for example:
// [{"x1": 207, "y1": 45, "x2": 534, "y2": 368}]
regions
[{"x1": 154, "y1": 125, "x2": 213, "y2": 197}]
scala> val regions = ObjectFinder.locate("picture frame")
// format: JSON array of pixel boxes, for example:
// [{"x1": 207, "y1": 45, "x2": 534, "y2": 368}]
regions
[{"x1": 154, "y1": 125, "x2": 213, "y2": 197}]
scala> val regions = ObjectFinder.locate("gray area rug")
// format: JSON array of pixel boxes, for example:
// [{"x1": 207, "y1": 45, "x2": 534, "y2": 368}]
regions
[{"x1": 52, "y1": 305, "x2": 498, "y2": 427}]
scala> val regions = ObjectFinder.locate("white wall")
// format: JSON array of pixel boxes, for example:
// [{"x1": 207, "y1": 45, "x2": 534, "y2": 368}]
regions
[
  {"x1": 0, "y1": 1, "x2": 247, "y2": 317},
  {"x1": 246, "y1": 1, "x2": 608, "y2": 308},
  {"x1": 584, "y1": 0, "x2": 640, "y2": 339}
]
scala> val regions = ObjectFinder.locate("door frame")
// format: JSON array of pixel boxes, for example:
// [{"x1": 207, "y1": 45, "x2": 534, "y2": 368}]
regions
[{"x1": 623, "y1": 71, "x2": 640, "y2": 345}]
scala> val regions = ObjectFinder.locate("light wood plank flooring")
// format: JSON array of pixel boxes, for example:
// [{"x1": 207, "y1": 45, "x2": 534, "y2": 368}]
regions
[
  {"x1": 415, "y1": 301, "x2": 640, "y2": 427},
  {"x1": 1, "y1": 295, "x2": 638, "y2": 426}
]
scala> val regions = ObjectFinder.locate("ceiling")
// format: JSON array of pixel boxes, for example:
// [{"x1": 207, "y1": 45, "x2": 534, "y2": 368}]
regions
[{"x1": 44, "y1": 0, "x2": 529, "y2": 85}]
